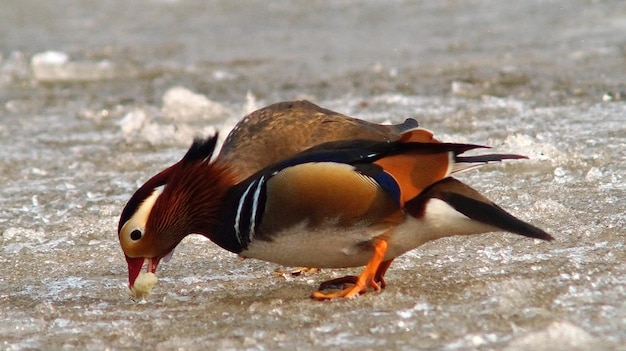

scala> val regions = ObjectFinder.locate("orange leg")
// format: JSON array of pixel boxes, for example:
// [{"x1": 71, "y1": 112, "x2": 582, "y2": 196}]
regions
[
  {"x1": 317, "y1": 258, "x2": 394, "y2": 291},
  {"x1": 374, "y1": 258, "x2": 394, "y2": 289},
  {"x1": 311, "y1": 239, "x2": 389, "y2": 300}
]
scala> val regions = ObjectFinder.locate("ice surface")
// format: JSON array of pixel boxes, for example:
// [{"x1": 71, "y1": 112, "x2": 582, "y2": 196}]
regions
[
  {"x1": 161, "y1": 86, "x2": 230, "y2": 122},
  {"x1": 31, "y1": 51, "x2": 69, "y2": 65},
  {"x1": 504, "y1": 321, "x2": 601, "y2": 351},
  {"x1": 451, "y1": 80, "x2": 488, "y2": 98},
  {"x1": 1, "y1": 1, "x2": 625, "y2": 350},
  {"x1": 501, "y1": 134, "x2": 566, "y2": 165},
  {"x1": 118, "y1": 108, "x2": 148, "y2": 136},
  {"x1": 117, "y1": 107, "x2": 218, "y2": 146},
  {"x1": 30, "y1": 51, "x2": 120, "y2": 82}
]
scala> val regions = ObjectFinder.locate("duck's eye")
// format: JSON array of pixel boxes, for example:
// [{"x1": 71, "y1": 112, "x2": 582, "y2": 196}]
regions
[{"x1": 130, "y1": 229, "x2": 143, "y2": 241}]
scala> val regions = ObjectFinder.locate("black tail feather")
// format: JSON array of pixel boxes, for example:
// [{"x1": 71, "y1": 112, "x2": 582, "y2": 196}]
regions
[
  {"x1": 407, "y1": 178, "x2": 553, "y2": 241},
  {"x1": 456, "y1": 154, "x2": 528, "y2": 164},
  {"x1": 444, "y1": 192, "x2": 553, "y2": 241}
]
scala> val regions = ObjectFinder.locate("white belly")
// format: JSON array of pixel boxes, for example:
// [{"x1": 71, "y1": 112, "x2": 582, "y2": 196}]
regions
[
  {"x1": 240, "y1": 221, "x2": 384, "y2": 268},
  {"x1": 238, "y1": 220, "x2": 436, "y2": 268},
  {"x1": 240, "y1": 199, "x2": 498, "y2": 268}
]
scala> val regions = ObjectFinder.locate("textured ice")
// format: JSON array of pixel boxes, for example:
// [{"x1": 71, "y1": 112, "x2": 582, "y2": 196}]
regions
[
  {"x1": 31, "y1": 51, "x2": 69, "y2": 66},
  {"x1": 501, "y1": 134, "x2": 565, "y2": 165},
  {"x1": 584, "y1": 167, "x2": 603, "y2": 181},
  {"x1": 118, "y1": 108, "x2": 147, "y2": 137},
  {"x1": 161, "y1": 86, "x2": 230, "y2": 122},
  {"x1": 2, "y1": 227, "x2": 44, "y2": 241},
  {"x1": 504, "y1": 321, "x2": 601, "y2": 351},
  {"x1": 2, "y1": 1, "x2": 626, "y2": 350},
  {"x1": 117, "y1": 107, "x2": 217, "y2": 146},
  {"x1": 211, "y1": 70, "x2": 238, "y2": 81},
  {"x1": 451, "y1": 80, "x2": 488, "y2": 98},
  {"x1": 30, "y1": 51, "x2": 119, "y2": 82}
]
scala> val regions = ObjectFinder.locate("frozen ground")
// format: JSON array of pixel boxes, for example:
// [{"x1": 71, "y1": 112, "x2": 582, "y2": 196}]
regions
[{"x1": 1, "y1": 1, "x2": 625, "y2": 350}]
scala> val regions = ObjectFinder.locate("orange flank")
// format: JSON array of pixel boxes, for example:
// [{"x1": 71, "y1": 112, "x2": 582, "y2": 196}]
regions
[
  {"x1": 374, "y1": 152, "x2": 451, "y2": 205},
  {"x1": 374, "y1": 128, "x2": 450, "y2": 204}
]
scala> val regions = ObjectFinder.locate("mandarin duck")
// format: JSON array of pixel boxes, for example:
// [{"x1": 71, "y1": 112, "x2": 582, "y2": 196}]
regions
[{"x1": 118, "y1": 100, "x2": 552, "y2": 300}]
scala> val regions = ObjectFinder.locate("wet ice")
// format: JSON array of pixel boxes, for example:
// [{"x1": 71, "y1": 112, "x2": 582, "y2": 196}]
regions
[
  {"x1": 161, "y1": 86, "x2": 229, "y2": 122},
  {"x1": 1, "y1": 1, "x2": 626, "y2": 350},
  {"x1": 30, "y1": 50, "x2": 120, "y2": 82}
]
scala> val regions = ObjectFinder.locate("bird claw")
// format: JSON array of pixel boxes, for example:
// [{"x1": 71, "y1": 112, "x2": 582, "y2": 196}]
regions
[
  {"x1": 313, "y1": 274, "x2": 385, "y2": 300},
  {"x1": 311, "y1": 278, "x2": 380, "y2": 300},
  {"x1": 311, "y1": 240, "x2": 391, "y2": 300},
  {"x1": 317, "y1": 275, "x2": 359, "y2": 290}
]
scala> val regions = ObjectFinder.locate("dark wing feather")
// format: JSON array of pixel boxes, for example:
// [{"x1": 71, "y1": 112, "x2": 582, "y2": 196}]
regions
[
  {"x1": 406, "y1": 178, "x2": 553, "y2": 241},
  {"x1": 272, "y1": 139, "x2": 488, "y2": 174}
]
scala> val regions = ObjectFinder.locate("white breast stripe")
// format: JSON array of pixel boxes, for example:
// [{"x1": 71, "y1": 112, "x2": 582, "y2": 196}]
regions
[
  {"x1": 249, "y1": 175, "x2": 265, "y2": 240},
  {"x1": 234, "y1": 181, "x2": 256, "y2": 245}
]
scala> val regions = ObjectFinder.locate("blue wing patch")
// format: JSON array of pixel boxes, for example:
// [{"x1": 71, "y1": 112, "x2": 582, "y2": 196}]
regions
[{"x1": 354, "y1": 163, "x2": 401, "y2": 205}]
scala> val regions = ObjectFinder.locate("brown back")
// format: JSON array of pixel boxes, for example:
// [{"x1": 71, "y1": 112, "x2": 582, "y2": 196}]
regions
[{"x1": 217, "y1": 100, "x2": 417, "y2": 180}]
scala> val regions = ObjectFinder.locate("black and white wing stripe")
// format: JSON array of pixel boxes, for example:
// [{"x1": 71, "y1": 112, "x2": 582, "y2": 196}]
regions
[{"x1": 233, "y1": 175, "x2": 267, "y2": 247}]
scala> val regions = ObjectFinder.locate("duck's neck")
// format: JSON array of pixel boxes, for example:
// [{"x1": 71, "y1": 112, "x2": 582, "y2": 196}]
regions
[{"x1": 187, "y1": 162, "x2": 246, "y2": 254}]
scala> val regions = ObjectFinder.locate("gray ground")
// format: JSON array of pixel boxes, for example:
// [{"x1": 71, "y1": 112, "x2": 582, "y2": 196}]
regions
[{"x1": 1, "y1": 0, "x2": 625, "y2": 350}]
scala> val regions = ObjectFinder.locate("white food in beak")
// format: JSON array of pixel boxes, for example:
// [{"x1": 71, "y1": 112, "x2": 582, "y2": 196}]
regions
[{"x1": 130, "y1": 272, "x2": 158, "y2": 300}]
